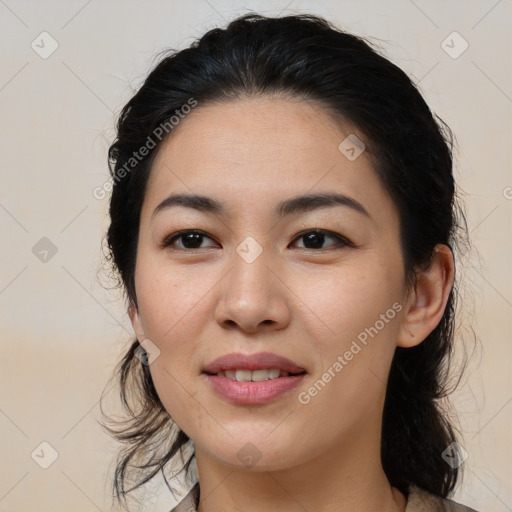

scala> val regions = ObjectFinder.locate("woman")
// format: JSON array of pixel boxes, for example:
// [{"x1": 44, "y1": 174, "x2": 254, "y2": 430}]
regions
[{"x1": 102, "y1": 13, "x2": 479, "y2": 512}]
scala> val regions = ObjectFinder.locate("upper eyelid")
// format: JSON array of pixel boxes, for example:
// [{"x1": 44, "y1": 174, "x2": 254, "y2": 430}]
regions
[
  {"x1": 163, "y1": 229, "x2": 217, "y2": 244},
  {"x1": 292, "y1": 229, "x2": 354, "y2": 248}
]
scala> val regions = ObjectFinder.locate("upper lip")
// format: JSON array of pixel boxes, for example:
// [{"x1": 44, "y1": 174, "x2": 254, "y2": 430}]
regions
[{"x1": 202, "y1": 352, "x2": 306, "y2": 374}]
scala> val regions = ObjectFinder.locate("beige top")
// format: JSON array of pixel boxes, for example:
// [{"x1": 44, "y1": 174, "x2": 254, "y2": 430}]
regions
[{"x1": 169, "y1": 483, "x2": 479, "y2": 512}]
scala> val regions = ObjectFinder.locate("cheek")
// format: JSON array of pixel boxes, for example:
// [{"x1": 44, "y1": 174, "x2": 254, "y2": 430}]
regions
[
  {"x1": 135, "y1": 263, "x2": 213, "y2": 433},
  {"x1": 293, "y1": 272, "x2": 403, "y2": 443},
  {"x1": 292, "y1": 255, "x2": 405, "y2": 424},
  {"x1": 134, "y1": 257, "x2": 215, "y2": 350},
  {"x1": 133, "y1": 259, "x2": 214, "y2": 419},
  {"x1": 296, "y1": 256, "x2": 404, "y2": 350}
]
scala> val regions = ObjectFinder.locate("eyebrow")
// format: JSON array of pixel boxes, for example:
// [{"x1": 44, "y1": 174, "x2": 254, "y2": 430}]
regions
[{"x1": 151, "y1": 192, "x2": 371, "y2": 221}]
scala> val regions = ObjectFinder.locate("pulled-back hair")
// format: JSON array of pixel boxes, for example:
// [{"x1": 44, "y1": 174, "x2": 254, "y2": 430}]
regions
[{"x1": 101, "y1": 12, "x2": 470, "y2": 508}]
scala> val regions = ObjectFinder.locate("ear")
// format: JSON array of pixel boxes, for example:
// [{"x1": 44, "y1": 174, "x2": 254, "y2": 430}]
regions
[
  {"x1": 397, "y1": 244, "x2": 455, "y2": 348},
  {"x1": 128, "y1": 303, "x2": 145, "y2": 341}
]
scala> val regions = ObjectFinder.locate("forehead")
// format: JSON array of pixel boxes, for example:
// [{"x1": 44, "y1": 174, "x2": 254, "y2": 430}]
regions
[
  {"x1": 153, "y1": 95, "x2": 353, "y2": 166},
  {"x1": 143, "y1": 96, "x2": 397, "y2": 224}
]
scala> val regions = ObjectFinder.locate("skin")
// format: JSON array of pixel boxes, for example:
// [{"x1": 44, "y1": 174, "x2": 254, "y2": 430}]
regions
[{"x1": 129, "y1": 96, "x2": 454, "y2": 512}]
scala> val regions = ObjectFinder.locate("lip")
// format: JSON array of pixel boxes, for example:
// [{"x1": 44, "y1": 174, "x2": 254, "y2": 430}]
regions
[
  {"x1": 202, "y1": 351, "x2": 306, "y2": 374},
  {"x1": 202, "y1": 352, "x2": 307, "y2": 405},
  {"x1": 204, "y1": 373, "x2": 305, "y2": 405}
]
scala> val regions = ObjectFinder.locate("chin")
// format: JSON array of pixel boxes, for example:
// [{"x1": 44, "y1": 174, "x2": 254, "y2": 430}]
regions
[{"x1": 199, "y1": 435, "x2": 303, "y2": 472}]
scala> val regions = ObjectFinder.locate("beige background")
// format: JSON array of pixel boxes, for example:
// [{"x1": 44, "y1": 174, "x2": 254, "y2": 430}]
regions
[{"x1": 1, "y1": 0, "x2": 511, "y2": 510}]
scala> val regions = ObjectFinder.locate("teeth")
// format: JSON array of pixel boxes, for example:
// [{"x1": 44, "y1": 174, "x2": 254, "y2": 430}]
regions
[
  {"x1": 218, "y1": 368, "x2": 292, "y2": 381},
  {"x1": 235, "y1": 369, "x2": 252, "y2": 382},
  {"x1": 268, "y1": 368, "x2": 281, "y2": 379},
  {"x1": 252, "y1": 369, "x2": 276, "y2": 381}
]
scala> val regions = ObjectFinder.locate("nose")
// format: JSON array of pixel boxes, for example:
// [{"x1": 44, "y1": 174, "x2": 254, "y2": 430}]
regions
[{"x1": 214, "y1": 249, "x2": 291, "y2": 335}]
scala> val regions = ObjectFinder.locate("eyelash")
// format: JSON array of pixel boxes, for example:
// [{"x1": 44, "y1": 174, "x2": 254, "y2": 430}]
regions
[{"x1": 160, "y1": 229, "x2": 355, "y2": 251}]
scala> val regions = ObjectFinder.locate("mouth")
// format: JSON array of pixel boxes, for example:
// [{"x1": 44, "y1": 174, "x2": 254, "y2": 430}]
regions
[
  {"x1": 202, "y1": 352, "x2": 307, "y2": 405},
  {"x1": 205, "y1": 368, "x2": 306, "y2": 381},
  {"x1": 202, "y1": 351, "x2": 307, "y2": 377}
]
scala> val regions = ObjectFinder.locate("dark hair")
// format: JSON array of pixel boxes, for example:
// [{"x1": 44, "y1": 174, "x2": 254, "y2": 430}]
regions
[{"x1": 101, "y1": 12, "x2": 470, "y2": 509}]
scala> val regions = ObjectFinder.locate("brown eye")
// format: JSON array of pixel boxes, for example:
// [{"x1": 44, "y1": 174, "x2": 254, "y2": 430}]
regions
[
  {"x1": 290, "y1": 229, "x2": 354, "y2": 250},
  {"x1": 162, "y1": 230, "x2": 218, "y2": 250}
]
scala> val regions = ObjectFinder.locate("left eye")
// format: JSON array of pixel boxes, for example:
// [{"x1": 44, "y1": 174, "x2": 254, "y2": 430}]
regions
[
  {"x1": 290, "y1": 229, "x2": 354, "y2": 250},
  {"x1": 161, "y1": 230, "x2": 218, "y2": 250}
]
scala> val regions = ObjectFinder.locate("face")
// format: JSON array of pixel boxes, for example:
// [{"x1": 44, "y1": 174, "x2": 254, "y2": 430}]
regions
[{"x1": 130, "y1": 96, "x2": 410, "y2": 471}]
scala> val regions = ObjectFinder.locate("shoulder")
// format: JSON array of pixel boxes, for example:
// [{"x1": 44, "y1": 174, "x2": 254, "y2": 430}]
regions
[
  {"x1": 169, "y1": 483, "x2": 199, "y2": 512},
  {"x1": 169, "y1": 483, "x2": 482, "y2": 512},
  {"x1": 406, "y1": 484, "x2": 481, "y2": 512}
]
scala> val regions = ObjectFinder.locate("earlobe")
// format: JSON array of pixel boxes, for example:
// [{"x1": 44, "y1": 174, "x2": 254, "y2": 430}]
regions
[{"x1": 397, "y1": 244, "x2": 454, "y2": 348}]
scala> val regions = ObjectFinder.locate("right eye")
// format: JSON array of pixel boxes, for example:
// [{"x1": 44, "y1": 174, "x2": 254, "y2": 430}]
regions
[{"x1": 161, "y1": 230, "x2": 219, "y2": 250}]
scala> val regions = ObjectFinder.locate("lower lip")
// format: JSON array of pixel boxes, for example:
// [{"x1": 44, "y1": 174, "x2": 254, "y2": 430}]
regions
[{"x1": 204, "y1": 373, "x2": 306, "y2": 405}]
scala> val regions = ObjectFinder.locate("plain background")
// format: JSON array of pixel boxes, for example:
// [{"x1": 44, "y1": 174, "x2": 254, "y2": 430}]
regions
[{"x1": 0, "y1": 1, "x2": 511, "y2": 510}]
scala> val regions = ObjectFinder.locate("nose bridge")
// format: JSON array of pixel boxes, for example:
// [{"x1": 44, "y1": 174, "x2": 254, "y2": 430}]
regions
[
  {"x1": 234, "y1": 246, "x2": 271, "y2": 297},
  {"x1": 215, "y1": 238, "x2": 290, "y2": 332}
]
